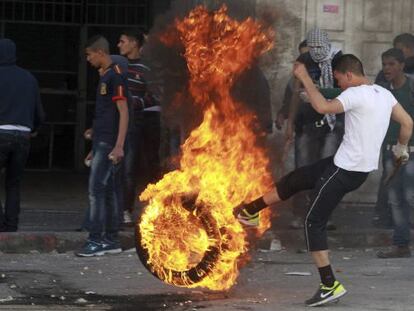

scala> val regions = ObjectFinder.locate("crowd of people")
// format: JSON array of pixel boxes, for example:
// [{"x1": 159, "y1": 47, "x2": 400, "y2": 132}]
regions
[
  {"x1": 0, "y1": 26, "x2": 413, "y2": 307},
  {"x1": 237, "y1": 29, "x2": 414, "y2": 307}
]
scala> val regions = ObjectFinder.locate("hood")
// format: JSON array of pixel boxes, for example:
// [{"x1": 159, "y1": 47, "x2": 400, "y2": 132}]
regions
[{"x1": 0, "y1": 38, "x2": 17, "y2": 66}]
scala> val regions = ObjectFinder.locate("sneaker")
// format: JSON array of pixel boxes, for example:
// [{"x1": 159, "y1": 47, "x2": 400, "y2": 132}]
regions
[
  {"x1": 75, "y1": 240, "x2": 104, "y2": 257},
  {"x1": 376, "y1": 246, "x2": 411, "y2": 258},
  {"x1": 237, "y1": 209, "x2": 259, "y2": 227},
  {"x1": 123, "y1": 210, "x2": 133, "y2": 225},
  {"x1": 305, "y1": 281, "x2": 347, "y2": 307},
  {"x1": 100, "y1": 239, "x2": 122, "y2": 255}
]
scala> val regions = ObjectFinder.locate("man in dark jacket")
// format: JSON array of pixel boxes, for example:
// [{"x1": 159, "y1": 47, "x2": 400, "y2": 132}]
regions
[{"x1": 0, "y1": 38, "x2": 44, "y2": 232}]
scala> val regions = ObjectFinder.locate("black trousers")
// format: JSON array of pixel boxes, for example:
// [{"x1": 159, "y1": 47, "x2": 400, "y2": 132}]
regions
[
  {"x1": 0, "y1": 131, "x2": 30, "y2": 230},
  {"x1": 277, "y1": 156, "x2": 369, "y2": 251},
  {"x1": 123, "y1": 111, "x2": 161, "y2": 212}
]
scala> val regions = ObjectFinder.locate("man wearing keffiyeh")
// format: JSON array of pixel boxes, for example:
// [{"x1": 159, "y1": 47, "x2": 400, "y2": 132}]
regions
[
  {"x1": 284, "y1": 28, "x2": 344, "y2": 230},
  {"x1": 306, "y1": 27, "x2": 340, "y2": 129}
]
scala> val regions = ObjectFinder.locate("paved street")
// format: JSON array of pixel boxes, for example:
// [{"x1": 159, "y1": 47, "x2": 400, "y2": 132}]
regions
[{"x1": 0, "y1": 247, "x2": 412, "y2": 310}]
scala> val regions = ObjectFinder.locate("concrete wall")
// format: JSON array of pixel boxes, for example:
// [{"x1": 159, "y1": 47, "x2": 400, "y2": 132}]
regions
[
  {"x1": 256, "y1": 0, "x2": 410, "y2": 203},
  {"x1": 257, "y1": 0, "x2": 306, "y2": 117}
]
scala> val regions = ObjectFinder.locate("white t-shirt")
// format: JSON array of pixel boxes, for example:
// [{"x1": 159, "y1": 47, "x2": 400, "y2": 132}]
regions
[{"x1": 334, "y1": 84, "x2": 397, "y2": 172}]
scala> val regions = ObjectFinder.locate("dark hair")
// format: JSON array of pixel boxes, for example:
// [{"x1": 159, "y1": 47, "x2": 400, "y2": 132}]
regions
[
  {"x1": 120, "y1": 28, "x2": 146, "y2": 47},
  {"x1": 382, "y1": 48, "x2": 405, "y2": 63},
  {"x1": 298, "y1": 40, "x2": 307, "y2": 51},
  {"x1": 85, "y1": 35, "x2": 109, "y2": 54},
  {"x1": 333, "y1": 54, "x2": 365, "y2": 76},
  {"x1": 393, "y1": 33, "x2": 414, "y2": 49}
]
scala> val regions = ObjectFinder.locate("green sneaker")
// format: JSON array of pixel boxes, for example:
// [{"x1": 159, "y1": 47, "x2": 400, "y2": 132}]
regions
[
  {"x1": 305, "y1": 280, "x2": 347, "y2": 307},
  {"x1": 237, "y1": 209, "x2": 259, "y2": 227}
]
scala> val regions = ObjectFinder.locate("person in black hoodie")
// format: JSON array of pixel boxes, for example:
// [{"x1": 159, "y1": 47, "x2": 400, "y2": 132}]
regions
[{"x1": 0, "y1": 38, "x2": 44, "y2": 232}]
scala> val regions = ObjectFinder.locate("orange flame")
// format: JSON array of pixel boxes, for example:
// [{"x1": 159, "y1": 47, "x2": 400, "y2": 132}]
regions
[{"x1": 138, "y1": 5, "x2": 275, "y2": 291}]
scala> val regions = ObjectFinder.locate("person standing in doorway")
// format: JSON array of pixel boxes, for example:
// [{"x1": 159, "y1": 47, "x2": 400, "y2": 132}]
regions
[{"x1": 0, "y1": 38, "x2": 44, "y2": 232}]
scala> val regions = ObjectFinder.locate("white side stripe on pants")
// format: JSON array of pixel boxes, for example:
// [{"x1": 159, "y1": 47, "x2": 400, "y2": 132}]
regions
[{"x1": 304, "y1": 167, "x2": 340, "y2": 251}]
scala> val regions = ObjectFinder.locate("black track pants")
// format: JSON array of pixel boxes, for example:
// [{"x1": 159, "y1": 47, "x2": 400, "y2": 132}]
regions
[{"x1": 277, "y1": 156, "x2": 369, "y2": 251}]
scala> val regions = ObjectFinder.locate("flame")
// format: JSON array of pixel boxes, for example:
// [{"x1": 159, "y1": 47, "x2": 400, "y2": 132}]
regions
[{"x1": 138, "y1": 5, "x2": 275, "y2": 291}]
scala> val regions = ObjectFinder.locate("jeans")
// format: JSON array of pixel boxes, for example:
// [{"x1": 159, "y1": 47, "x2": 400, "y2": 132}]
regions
[
  {"x1": 88, "y1": 141, "x2": 122, "y2": 243},
  {"x1": 383, "y1": 149, "x2": 414, "y2": 246},
  {"x1": 374, "y1": 149, "x2": 393, "y2": 226},
  {"x1": 0, "y1": 131, "x2": 30, "y2": 230},
  {"x1": 292, "y1": 122, "x2": 343, "y2": 218}
]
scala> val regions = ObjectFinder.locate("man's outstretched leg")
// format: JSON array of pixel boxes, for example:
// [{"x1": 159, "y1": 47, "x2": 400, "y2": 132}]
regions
[{"x1": 234, "y1": 157, "x2": 334, "y2": 226}]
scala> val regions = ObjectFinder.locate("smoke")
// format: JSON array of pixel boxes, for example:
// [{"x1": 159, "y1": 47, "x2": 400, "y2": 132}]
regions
[{"x1": 141, "y1": 0, "x2": 279, "y2": 163}]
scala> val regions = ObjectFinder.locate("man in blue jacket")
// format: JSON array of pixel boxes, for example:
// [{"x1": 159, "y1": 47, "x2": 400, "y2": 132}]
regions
[{"x1": 0, "y1": 38, "x2": 44, "y2": 232}]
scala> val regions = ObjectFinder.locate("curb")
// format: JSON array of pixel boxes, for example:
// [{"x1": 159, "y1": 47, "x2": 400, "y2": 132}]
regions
[
  {"x1": 0, "y1": 228, "x2": 401, "y2": 254},
  {"x1": 0, "y1": 232, "x2": 136, "y2": 254}
]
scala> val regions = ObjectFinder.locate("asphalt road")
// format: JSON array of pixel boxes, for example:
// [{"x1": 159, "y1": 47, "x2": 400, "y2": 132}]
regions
[{"x1": 0, "y1": 247, "x2": 412, "y2": 311}]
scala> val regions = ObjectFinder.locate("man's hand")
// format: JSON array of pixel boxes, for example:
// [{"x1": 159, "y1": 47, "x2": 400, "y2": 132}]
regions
[
  {"x1": 292, "y1": 61, "x2": 309, "y2": 82},
  {"x1": 108, "y1": 145, "x2": 124, "y2": 164},
  {"x1": 84, "y1": 151, "x2": 92, "y2": 167},
  {"x1": 393, "y1": 142, "x2": 409, "y2": 164},
  {"x1": 299, "y1": 89, "x2": 310, "y2": 102},
  {"x1": 84, "y1": 128, "x2": 93, "y2": 140}
]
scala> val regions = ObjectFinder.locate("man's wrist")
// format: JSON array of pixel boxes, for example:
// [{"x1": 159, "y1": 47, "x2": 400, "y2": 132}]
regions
[{"x1": 301, "y1": 75, "x2": 314, "y2": 89}]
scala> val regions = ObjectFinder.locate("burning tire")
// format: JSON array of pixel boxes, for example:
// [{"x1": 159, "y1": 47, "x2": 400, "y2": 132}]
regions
[{"x1": 135, "y1": 194, "x2": 223, "y2": 287}]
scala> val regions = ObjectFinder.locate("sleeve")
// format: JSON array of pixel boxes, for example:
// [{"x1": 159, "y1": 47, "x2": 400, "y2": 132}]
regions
[
  {"x1": 336, "y1": 88, "x2": 356, "y2": 112},
  {"x1": 319, "y1": 88, "x2": 342, "y2": 99},
  {"x1": 139, "y1": 66, "x2": 161, "y2": 109},
  {"x1": 111, "y1": 73, "x2": 127, "y2": 103}
]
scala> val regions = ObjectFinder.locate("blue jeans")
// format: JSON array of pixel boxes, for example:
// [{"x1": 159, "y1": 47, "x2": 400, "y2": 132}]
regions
[
  {"x1": 88, "y1": 141, "x2": 122, "y2": 243},
  {"x1": 292, "y1": 123, "x2": 343, "y2": 217},
  {"x1": 374, "y1": 148, "x2": 393, "y2": 226},
  {"x1": 0, "y1": 131, "x2": 30, "y2": 230},
  {"x1": 383, "y1": 149, "x2": 414, "y2": 246}
]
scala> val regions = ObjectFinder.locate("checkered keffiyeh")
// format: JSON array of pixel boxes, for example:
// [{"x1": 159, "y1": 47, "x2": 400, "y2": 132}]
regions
[{"x1": 306, "y1": 27, "x2": 339, "y2": 130}]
